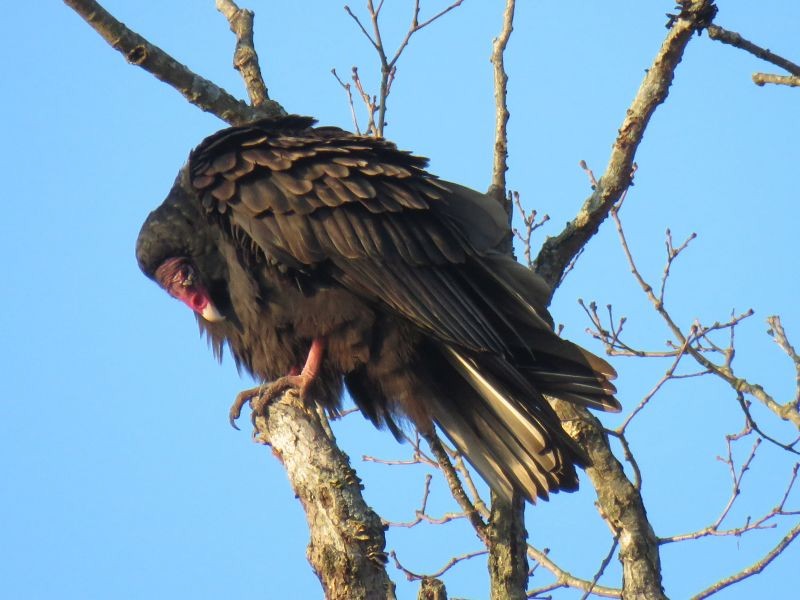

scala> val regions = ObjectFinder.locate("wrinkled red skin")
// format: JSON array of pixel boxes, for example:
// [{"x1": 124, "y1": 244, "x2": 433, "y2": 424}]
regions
[{"x1": 154, "y1": 257, "x2": 213, "y2": 317}]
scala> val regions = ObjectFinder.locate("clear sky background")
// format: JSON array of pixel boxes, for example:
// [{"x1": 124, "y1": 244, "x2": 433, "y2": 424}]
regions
[{"x1": 2, "y1": 2, "x2": 798, "y2": 599}]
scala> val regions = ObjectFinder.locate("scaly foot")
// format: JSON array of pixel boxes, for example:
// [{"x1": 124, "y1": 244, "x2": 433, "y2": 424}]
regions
[{"x1": 228, "y1": 337, "x2": 327, "y2": 429}]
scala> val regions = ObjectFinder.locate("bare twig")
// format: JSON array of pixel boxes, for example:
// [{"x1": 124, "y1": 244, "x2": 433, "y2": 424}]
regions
[
  {"x1": 390, "y1": 548, "x2": 488, "y2": 581},
  {"x1": 690, "y1": 520, "x2": 800, "y2": 600},
  {"x1": 707, "y1": 25, "x2": 800, "y2": 77},
  {"x1": 512, "y1": 192, "x2": 550, "y2": 269},
  {"x1": 753, "y1": 73, "x2": 800, "y2": 87},
  {"x1": 382, "y1": 474, "x2": 471, "y2": 529},
  {"x1": 610, "y1": 202, "x2": 800, "y2": 431},
  {"x1": 344, "y1": 0, "x2": 464, "y2": 136},
  {"x1": 616, "y1": 333, "x2": 695, "y2": 434},
  {"x1": 735, "y1": 393, "x2": 799, "y2": 455},
  {"x1": 658, "y1": 418, "x2": 800, "y2": 546},
  {"x1": 331, "y1": 68, "x2": 362, "y2": 134},
  {"x1": 422, "y1": 431, "x2": 489, "y2": 544},
  {"x1": 526, "y1": 545, "x2": 621, "y2": 598},
  {"x1": 767, "y1": 316, "x2": 800, "y2": 410},
  {"x1": 215, "y1": 0, "x2": 271, "y2": 106},
  {"x1": 579, "y1": 537, "x2": 620, "y2": 600},
  {"x1": 63, "y1": 0, "x2": 283, "y2": 125}
]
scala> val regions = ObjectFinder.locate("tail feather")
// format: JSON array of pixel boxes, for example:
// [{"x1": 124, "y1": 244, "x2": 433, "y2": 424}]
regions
[
  {"x1": 466, "y1": 254, "x2": 621, "y2": 414},
  {"x1": 427, "y1": 345, "x2": 582, "y2": 502}
]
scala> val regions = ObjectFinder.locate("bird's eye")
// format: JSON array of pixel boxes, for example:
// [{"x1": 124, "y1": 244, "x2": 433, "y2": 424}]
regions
[{"x1": 179, "y1": 265, "x2": 195, "y2": 287}]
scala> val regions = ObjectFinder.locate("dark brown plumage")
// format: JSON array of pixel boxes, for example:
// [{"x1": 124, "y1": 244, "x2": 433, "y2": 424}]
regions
[{"x1": 136, "y1": 116, "x2": 620, "y2": 503}]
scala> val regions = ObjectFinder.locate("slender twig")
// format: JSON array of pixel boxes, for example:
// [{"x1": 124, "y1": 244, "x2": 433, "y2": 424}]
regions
[
  {"x1": 63, "y1": 0, "x2": 283, "y2": 125},
  {"x1": 348, "y1": 67, "x2": 379, "y2": 135},
  {"x1": 616, "y1": 332, "x2": 695, "y2": 433},
  {"x1": 753, "y1": 73, "x2": 800, "y2": 87},
  {"x1": 422, "y1": 431, "x2": 488, "y2": 543},
  {"x1": 512, "y1": 192, "x2": 550, "y2": 268},
  {"x1": 659, "y1": 228, "x2": 697, "y2": 303},
  {"x1": 382, "y1": 474, "x2": 471, "y2": 529},
  {"x1": 707, "y1": 25, "x2": 800, "y2": 77},
  {"x1": 450, "y1": 451, "x2": 491, "y2": 519},
  {"x1": 344, "y1": 0, "x2": 464, "y2": 136},
  {"x1": 331, "y1": 68, "x2": 362, "y2": 134},
  {"x1": 611, "y1": 199, "x2": 800, "y2": 431},
  {"x1": 690, "y1": 521, "x2": 800, "y2": 600},
  {"x1": 579, "y1": 537, "x2": 620, "y2": 600},
  {"x1": 767, "y1": 316, "x2": 800, "y2": 410},
  {"x1": 660, "y1": 441, "x2": 800, "y2": 544},
  {"x1": 526, "y1": 545, "x2": 621, "y2": 598},
  {"x1": 390, "y1": 548, "x2": 488, "y2": 581},
  {"x1": 735, "y1": 393, "x2": 799, "y2": 454}
]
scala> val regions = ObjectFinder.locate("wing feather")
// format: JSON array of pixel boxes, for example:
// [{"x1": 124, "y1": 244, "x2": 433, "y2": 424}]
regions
[{"x1": 186, "y1": 120, "x2": 618, "y2": 413}]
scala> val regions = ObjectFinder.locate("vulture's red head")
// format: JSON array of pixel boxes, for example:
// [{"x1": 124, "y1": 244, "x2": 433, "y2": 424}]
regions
[{"x1": 136, "y1": 172, "x2": 226, "y2": 323}]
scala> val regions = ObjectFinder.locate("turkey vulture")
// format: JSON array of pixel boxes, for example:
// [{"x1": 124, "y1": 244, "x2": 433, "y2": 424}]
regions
[{"x1": 136, "y1": 116, "x2": 619, "y2": 503}]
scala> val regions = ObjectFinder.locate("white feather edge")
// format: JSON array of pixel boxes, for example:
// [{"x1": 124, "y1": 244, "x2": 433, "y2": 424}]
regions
[{"x1": 444, "y1": 347, "x2": 557, "y2": 474}]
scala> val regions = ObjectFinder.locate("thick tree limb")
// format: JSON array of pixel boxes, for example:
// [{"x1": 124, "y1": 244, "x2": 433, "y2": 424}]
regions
[
  {"x1": 488, "y1": 492, "x2": 527, "y2": 600},
  {"x1": 63, "y1": 0, "x2": 283, "y2": 124},
  {"x1": 418, "y1": 577, "x2": 448, "y2": 600},
  {"x1": 254, "y1": 393, "x2": 395, "y2": 600},
  {"x1": 533, "y1": 0, "x2": 717, "y2": 290},
  {"x1": 554, "y1": 401, "x2": 665, "y2": 599}
]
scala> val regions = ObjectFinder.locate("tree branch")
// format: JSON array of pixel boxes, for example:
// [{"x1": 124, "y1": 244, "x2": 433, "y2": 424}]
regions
[
  {"x1": 609, "y1": 201, "x2": 800, "y2": 431},
  {"x1": 63, "y1": 0, "x2": 283, "y2": 125},
  {"x1": 344, "y1": 1, "x2": 463, "y2": 136},
  {"x1": 553, "y1": 399, "x2": 666, "y2": 599},
  {"x1": 706, "y1": 25, "x2": 800, "y2": 77},
  {"x1": 526, "y1": 544, "x2": 622, "y2": 598},
  {"x1": 529, "y1": 4, "x2": 725, "y2": 596},
  {"x1": 752, "y1": 73, "x2": 800, "y2": 88},
  {"x1": 690, "y1": 520, "x2": 800, "y2": 600},
  {"x1": 533, "y1": 0, "x2": 717, "y2": 290},
  {"x1": 216, "y1": 0, "x2": 273, "y2": 106},
  {"x1": 488, "y1": 0, "x2": 515, "y2": 204},
  {"x1": 254, "y1": 392, "x2": 396, "y2": 600}
]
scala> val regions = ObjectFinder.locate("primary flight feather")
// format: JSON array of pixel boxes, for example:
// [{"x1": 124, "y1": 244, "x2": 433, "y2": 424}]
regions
[{"x1": 136, "y1": 116, "x2": 620, "y2": 503}]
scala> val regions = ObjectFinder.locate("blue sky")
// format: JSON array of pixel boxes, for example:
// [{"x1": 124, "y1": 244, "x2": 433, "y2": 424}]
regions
[{"x1": 2, "y1": 2, "x2": 798, "y2": 598}]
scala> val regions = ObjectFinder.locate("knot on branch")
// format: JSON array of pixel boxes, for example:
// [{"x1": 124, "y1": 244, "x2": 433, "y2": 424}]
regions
[
  {"x1": 126, "y1": 44, "x2": 147, "y2": 64},
  {"x1": 666, "y1": 1, "x2": 718, "y2": 34}
]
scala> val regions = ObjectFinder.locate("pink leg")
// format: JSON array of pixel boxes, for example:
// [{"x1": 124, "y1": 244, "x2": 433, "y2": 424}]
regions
[{"x1": 229, "y1": 337, "x2": 327, "y2": 429}]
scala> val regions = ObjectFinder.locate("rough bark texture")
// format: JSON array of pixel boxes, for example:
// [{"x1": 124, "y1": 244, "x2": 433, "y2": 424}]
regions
[
  {"x1": 488, "y1": 492, "x2": 528, "y2": 600},
  {"x1": 418, "y1": 578, "x2": 448, "y2": 600},
  {"x1": 554, "y1": 401, "x2": 664, "y2": 599},
  {"x1": 256, "y1": 393, "x2": 395, "y2": 600}
]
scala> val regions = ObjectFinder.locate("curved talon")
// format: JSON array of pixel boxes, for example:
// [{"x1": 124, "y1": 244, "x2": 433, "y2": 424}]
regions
[
  {"x1": 229, "y1": 386, "x2": 262, "y2": 430},
  {"x1": 230, "y1": 375, "x2": 309, "y2": 432},
  {"x1": 250, "y1": 375, "x2": 305, "y2": 417}
]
